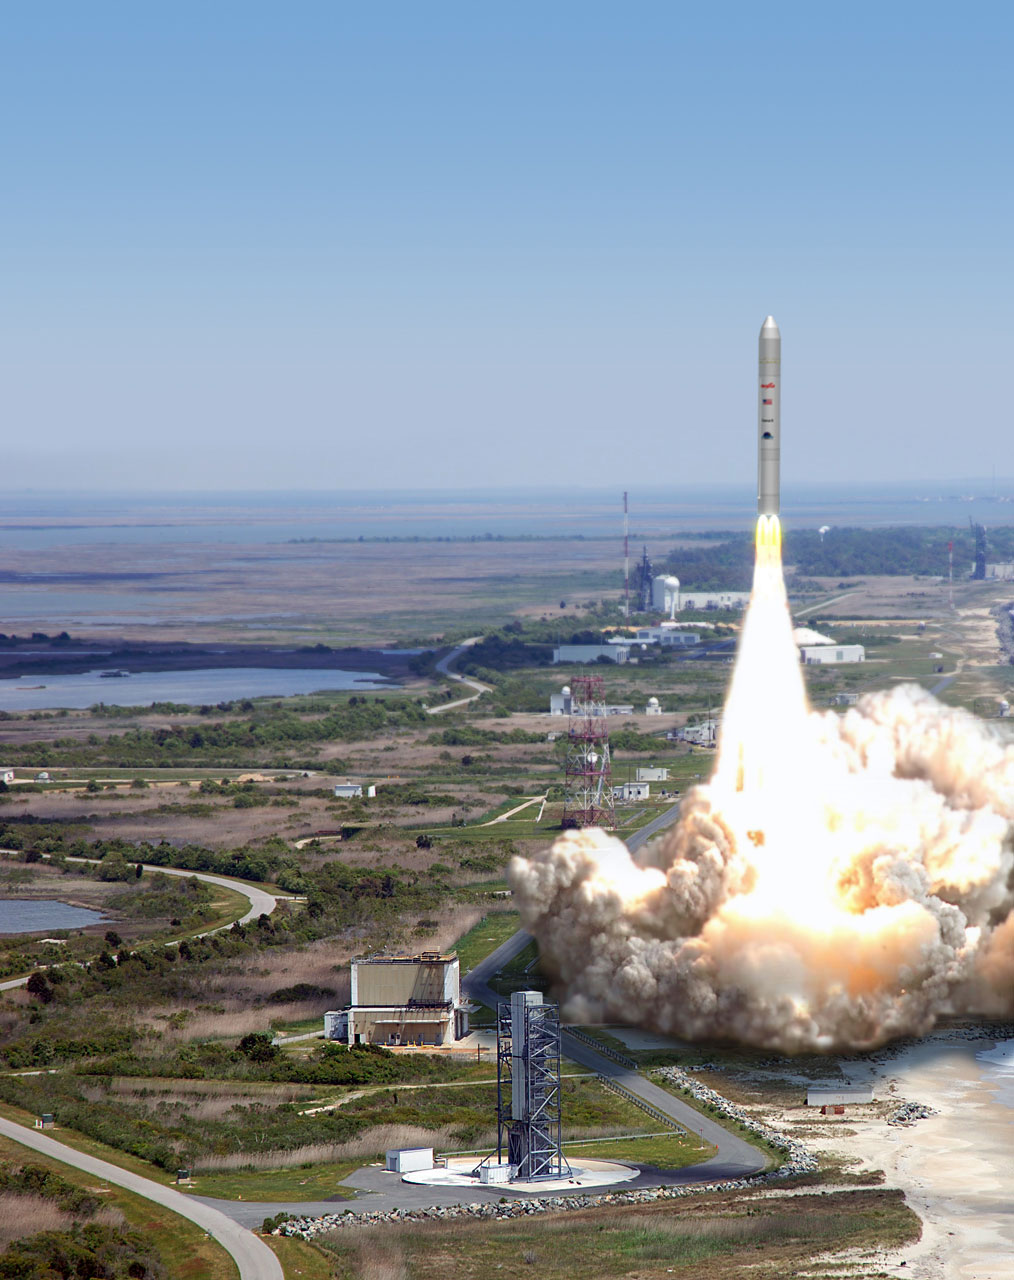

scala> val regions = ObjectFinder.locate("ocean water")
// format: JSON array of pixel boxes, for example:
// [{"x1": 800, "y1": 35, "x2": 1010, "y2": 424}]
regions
[
  {"x1": 976, "y1": 1039, "x2": 1014, "y2": 1109},
  {"x1": 0, "y1": 899, "x2": 107, "y2": 934},
  {"x1": 0, "y1": 484, "x2": 1012, "y2": 548}
]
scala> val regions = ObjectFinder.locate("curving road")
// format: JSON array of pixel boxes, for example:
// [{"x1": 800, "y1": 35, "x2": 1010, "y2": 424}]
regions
[
  {"x1": 0, "y1": 1114, "x2": 282, "y2": 1279},
  {"x1": 426, "y1": 638, "x2": 493, "y2": 714},
  {"x1": 200, "y1": 802, "x2": 766, "y2": 1229},
  {"x1": 463, "y1": 801, "x2": 767, "y2": 1182},
  {"x1": 0, "y1": 858, "x2": 279, "y2": 992}
]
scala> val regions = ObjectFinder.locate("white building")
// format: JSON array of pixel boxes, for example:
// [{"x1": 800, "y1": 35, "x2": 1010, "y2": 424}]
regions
[
  {"x1": 677, "y1": 718, "x2": 720, "y2": 747},
  {"x1": 549, "y1": 685, "x2": 632, "y2": 716},
  {"x1": 552, "y1": 644, "x2": 629, "y2": 664},
  {"x1": 333, "y1": 782, "x2": 377, "y2": 799},
  {"x1": 326, "y1": 953, "x2": 468, "y2": 1047},
  {"x1": 636, "y1": 766, "x2": 669, "y2": 782},
  {"x1": 806, "y1": 1086, "x2": 873, "y2": 1107},
  {"x1": 651, "y1": 575, "x2": 681, "y2": 616},
  {"x1": 549, "y1": 686, "x2": 573, "y2": 715},
  {"x1": 800, "y1": 644, "x2": 865, "y2": 665},
  {"x1": 635, "y1": 625, "x2": 700, "y2": 648},
  {"x1": 613, "y1": 781, "x2": 651, "y2": 801},
  {"x1": 986, "y1": 563, "x2": 1014, "y2": 581},
  {"x1": 0, "y1": 769, "x2": 14, "y2": 785},
  {"x1": 645, "y1": 696, "x2": 662, "y2": 716},
  {"x1": 679, "y1": 591, "x2": 750, "y2": 611}
]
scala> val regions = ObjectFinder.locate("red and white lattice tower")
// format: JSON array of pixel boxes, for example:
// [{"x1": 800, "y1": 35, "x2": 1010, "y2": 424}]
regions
[{"x1": 562, "y1": 675, "x2": 615, "y2": 829}]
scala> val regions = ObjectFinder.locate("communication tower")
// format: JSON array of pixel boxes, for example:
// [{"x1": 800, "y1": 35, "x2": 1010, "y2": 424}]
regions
[
  {"x1": 492, "y1": 991, "x2": 571, "y2": 1182},
  {"x1": 563, "y1": 675, "x2": 614, "y2": 828}
]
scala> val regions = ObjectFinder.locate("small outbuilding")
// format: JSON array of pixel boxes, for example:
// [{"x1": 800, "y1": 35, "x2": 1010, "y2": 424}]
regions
[
  {"x1": 613, "y1": 781, "x2": 650, "y2": 801},
  {"x1": 385, "y1": 1147, "x2": 433, "y2": 1173},
  {"x1": 806, "y1": 1086, "x2": 873, "y2": 1107},
  {"x1": 333, "y1": 782, "x2": 376, "y2": 799}
]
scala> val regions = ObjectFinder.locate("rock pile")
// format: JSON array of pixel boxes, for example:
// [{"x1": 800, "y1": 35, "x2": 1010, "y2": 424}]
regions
[
  {"x1": 650, "y1": 1065, "x2": 818, "y2": 1178},
  {"x1": 276, "y1": 1173, "x2": 789, "y2": 1240},
  {"x1": 888, "y1": 1102, "x2": 937, "y2": 1126}
]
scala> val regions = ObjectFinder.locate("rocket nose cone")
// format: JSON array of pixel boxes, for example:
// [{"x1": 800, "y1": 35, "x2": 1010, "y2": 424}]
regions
[{"x1": 760, "y1": 315, "x2": 780, "y2": 336}]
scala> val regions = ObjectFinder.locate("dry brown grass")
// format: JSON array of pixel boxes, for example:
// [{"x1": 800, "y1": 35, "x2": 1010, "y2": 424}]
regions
[
  {"x1": 191, "y1": 1124, "x2": 464, "y2": 1172},
  {"x1": 0, "y1": 1194, "x2": 124, "y2": 1249},
  {"x1": 339, "y1": 1229, "x2": 408, "y2": 1280}
]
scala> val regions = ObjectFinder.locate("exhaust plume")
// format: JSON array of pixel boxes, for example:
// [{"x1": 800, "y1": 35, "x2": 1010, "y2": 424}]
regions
[{"x1": 509, "y1": 515, "x2": 1014, "y2": 1052}]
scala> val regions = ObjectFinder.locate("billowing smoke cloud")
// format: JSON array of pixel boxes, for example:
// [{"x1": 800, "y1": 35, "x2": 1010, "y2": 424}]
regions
[{"x1": 509, "y1": 519, "x2": 1014, "y2": 1052}]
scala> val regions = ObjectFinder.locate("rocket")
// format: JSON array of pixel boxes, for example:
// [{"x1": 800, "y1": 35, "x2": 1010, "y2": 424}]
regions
[{"x1": 757, "y1": 315, "x2": 780, "y2": 516}]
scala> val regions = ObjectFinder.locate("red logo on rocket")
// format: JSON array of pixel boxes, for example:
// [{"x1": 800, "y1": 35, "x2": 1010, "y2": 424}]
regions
[{"x1": 761, "y1": 383, "x2": 775, "y2": 389}]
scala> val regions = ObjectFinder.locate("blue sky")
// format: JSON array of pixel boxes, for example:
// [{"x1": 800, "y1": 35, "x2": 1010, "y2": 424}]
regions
[{"x1": 2, "y1": 3, "x2": 1010, "y2": 491}]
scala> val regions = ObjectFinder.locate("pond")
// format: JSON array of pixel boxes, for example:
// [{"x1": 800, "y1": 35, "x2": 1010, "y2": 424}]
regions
[{"x1": 0, "y1": 898, "x2": 108, "y2": 934}]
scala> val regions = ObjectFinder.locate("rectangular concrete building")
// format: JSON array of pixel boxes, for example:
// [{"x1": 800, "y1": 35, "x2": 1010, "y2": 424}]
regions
[{"x1": 327, "y1": 953, "x2": 468, "y2": 1047}]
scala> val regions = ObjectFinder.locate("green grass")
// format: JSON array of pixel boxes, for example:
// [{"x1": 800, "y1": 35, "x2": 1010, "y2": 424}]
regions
[
  {"x1": 451, "y1": 910, "x2": 520, "y2": 973},
  {"x1": 187, "y1": 1161, "x2": 362, "y2": 1203},
  {"x1": 0, "y1": 1099, "x2": 177, "y2": 1188},
  {"x1": 318, "y1": 1187, "x2": 921, "y2": 1279},
  {"x1": 564, "y1": 1132, "x2": 715, "y2": 1169},
  {"x1": 501, "y1": 938, "x2": 539, "y2": 976},
  {"x1": 0, "y1": 1130, "x2": 238, "y2": 1280},
  {"x1": 263, "y1": 1235, "x2": 333, "y2": 1279}
]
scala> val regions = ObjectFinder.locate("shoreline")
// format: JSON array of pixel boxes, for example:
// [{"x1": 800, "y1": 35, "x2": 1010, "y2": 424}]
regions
[
  {"x1": 0, "y1": 638, "x2": 417, "y2": 682},
  {"x1": 829, "y1": 1032, "x2": 1014, "y2": 1279}
]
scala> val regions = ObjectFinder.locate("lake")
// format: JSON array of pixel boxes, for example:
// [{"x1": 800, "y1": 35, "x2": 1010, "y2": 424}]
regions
[
  {"x1": 0, "y1": 898, "x2": 107, "y2": 934},
  {"x1": 0, "y1": 666, "x2": 393, "y2": 711}
]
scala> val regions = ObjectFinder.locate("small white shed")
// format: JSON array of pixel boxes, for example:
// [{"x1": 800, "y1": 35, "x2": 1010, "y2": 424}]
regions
[
  {"x1": 385, "y1": 1147, "x2": 434, "y2": 1173},
  {"x1": 806, "y1": 1086, "x2": 873, "y2": 1107}
]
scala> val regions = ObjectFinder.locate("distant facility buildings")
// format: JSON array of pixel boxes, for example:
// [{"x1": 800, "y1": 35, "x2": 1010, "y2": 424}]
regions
[
  {"x1": 553, "y1": 643, "x2": 629, "y2": 664},
  {"x1": 325, "y1": 953, "x2": 469, "y2": 1047},
  {"x1": 650, "y1": 574, "x2": 749, "y2": 615},
  {"x1": 799, "y1": 644, "x2": 865, "y2": 665},
  {"x1": 548, "y1": 685, "x2": 633, "y2": 716},
  {"x1": 672, "y1": 718, "x2": 721, "y2": 747},
  {"x1": 552, "y1": 626, "x2": 699, "y2": 666}
]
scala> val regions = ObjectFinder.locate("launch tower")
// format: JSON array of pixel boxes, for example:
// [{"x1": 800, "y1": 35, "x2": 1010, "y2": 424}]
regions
[{"x1": 493, "y1": 991, "x2": 570, "y2": 1182}]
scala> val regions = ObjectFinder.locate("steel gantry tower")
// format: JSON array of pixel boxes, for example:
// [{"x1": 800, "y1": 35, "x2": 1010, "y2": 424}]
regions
[{"x1": 563, "y1": 674, "x2": 614, "y2": 828}]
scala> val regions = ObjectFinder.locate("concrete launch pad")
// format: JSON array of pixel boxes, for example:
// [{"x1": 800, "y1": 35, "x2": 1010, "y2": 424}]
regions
[{"x1": 401, "y1": 1156, "x2": 639, "y2": 1193}]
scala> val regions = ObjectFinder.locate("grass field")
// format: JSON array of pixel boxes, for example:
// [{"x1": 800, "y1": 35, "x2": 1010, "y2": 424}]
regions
[
  {"x1": 0, "y1": 1131, "x2": 238, "y2": 1280},
  {"x1": 318, "y1": 1186, "x2": 920, "y2": 1279},
  {"x1": 451, "y1": 910, "x2": 520, "y2": 973},
  {"x1": 563, "y1": 1132, "x2": 715, "y2": 1169}
]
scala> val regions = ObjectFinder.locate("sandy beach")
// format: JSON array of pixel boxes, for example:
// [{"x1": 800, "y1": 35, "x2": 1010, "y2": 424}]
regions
[{"x1": 832, "y1": 1034, "x2": 1014, "y2": 1279}]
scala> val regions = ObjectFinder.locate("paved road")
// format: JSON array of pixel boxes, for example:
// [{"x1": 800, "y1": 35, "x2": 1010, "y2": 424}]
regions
[
  {"x1": 0, "y1": 859, "x2": 279, "y2": 992},
  {"x1": 200, "y1": 800, "x2": 765, "y2": 1228},
  {"x1": 0, "y1": 1114, "x2": 282, "y2": 1280},
  {"x1": 426, "y1": 638, "x2": 493, "y2": 714},
  {"x1": 463, "y1": 800, "x2": 766, "y2": 1182}
]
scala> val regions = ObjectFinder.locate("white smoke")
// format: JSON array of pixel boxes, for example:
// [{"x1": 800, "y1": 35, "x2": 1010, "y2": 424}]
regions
[{"x1": 509, "y1": 519, "x2": 1014, "y2": 1053}]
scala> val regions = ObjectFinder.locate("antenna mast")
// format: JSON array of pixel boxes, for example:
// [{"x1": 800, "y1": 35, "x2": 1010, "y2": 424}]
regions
[{"x1": 623, "y1": 491, "x2": 629, "y2": 618}]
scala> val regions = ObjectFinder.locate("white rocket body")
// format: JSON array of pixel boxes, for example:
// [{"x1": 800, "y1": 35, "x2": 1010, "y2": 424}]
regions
[{"x1": 758, "y1": 316, "x2": 780, "y2": 517}]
